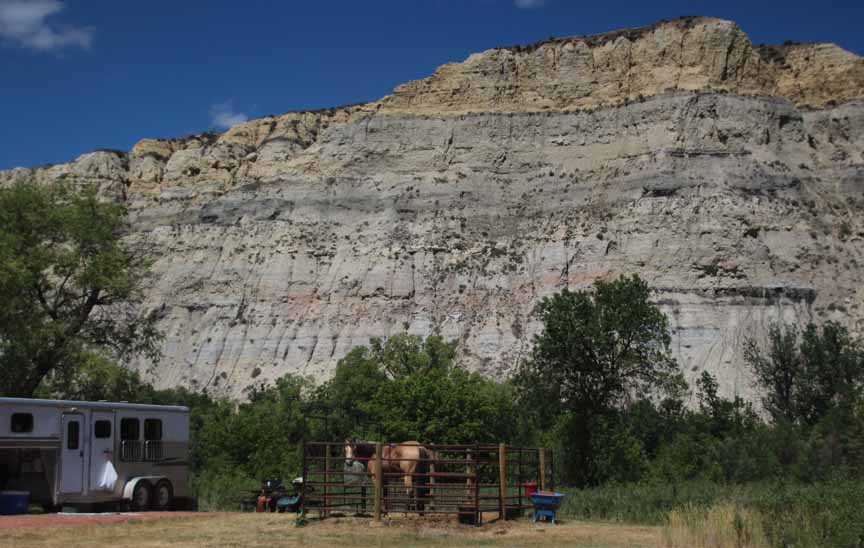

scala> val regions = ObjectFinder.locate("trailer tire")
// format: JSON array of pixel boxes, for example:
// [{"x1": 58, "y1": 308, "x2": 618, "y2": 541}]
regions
[
  {"x1": 130, "y1": 480, "x2": 153, "y2": 511},
  {"x1": 154, "y1": 480, "x2": 173, "y2": 511}
]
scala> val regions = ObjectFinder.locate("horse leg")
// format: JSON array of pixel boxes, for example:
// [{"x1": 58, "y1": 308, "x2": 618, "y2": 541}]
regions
[
  {"x1": 383, "y1": 473, "x2": 389, "y2": 515},
  {"x1": 404, "y1": 472, "x2": 414, "y2": 513},
  {"x1": 416, "y1": 448, "x2": 429, "y2": 516},
  {"x1": 417, "y1": 474, "x2": 426, "y2": 515},
  {"x1": 411, "y1": 473, "x2": 425, "y2": 516}
]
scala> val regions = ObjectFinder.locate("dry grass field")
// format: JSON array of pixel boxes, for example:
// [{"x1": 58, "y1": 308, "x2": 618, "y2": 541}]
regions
[{"x1": 0, "y1": 512, "x2": 662, "y2": 548}]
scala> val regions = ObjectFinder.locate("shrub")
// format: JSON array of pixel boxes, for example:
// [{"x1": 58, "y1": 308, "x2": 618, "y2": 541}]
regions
[
  {"x1": 562, "y1": 480, "x2": 864, "y2": 548},
  {"x1": 191, "y1": 464, "x2": 257, "y2": 511},
  {"x1": 663, "y1": 503, "x2": 769, "y2": 548}
]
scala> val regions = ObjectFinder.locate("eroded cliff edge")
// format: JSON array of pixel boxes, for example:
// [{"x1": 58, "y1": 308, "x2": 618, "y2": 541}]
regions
[{"x1": 3, "y1": 17, "x2": 863, "y2": 400}]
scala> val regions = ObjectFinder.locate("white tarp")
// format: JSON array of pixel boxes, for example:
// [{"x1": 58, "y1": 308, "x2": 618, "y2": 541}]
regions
[
  {"x1": 343, "y1": 460, "x2": 367, "y2": 484},
  {"x1": 98, "y1": 460, "x2": 118, "y2": 490}
]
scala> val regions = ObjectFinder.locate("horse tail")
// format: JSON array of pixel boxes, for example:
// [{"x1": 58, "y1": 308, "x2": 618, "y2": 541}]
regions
[{"x1": 415, "y1": 447, "x2": 430, "y2": 500}]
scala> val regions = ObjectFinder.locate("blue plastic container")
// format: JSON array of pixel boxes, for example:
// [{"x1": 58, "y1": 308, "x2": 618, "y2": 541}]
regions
[{"x1": 0, "y1": 491, "x2": 30, "y2": 515}]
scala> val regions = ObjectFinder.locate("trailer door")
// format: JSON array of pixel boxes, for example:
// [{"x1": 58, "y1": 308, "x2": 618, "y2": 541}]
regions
[
  {"x1": 89, "y1": 412, "x2": 115, "y2": 491},
  {"x1": 60, "y1": 413, "x2": 85, "y2": 494}
]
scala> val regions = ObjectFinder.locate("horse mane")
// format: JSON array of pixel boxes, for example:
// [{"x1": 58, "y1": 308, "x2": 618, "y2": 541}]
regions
[{"x1": 348, "y1": 440, "x2": 378, "y2": 459}]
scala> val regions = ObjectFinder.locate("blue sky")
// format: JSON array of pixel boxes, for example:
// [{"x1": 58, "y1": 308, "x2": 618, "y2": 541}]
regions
[{"x1": 1, "y1": 0, "x2": 862, "y2": 170}]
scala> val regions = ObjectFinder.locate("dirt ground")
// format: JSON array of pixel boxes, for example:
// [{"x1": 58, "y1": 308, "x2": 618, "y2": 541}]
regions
[
  {"x1": 0, "y1": 511, "x2": 662, "y2": 547},
  {"x1": 0, "y1": 511, "x2": 201, "y2": 530}
]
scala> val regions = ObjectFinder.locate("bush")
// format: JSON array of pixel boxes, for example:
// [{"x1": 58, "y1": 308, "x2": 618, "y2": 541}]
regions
[
  {"x1": 559, "y1": 480, "x2": 730, "y2": 524},
  {"x1": 561, "y1": 480, "x2": 864, "y2": 548},
  {"x1": 191, "y1": 464, "x2": 257, "y2": 511},
  {"x1": 752, "y1": 480, "x2": 864, "y2": 548},
  {"x1": 663, "y1": 503, "x2": 769, "y2": 548},
  {"x1": 586, "y1": 416, "x2": 648, "y2": 484},
  {"x1": 315, "y1": 334, "x2": 526, "y2": 445},
  {"x1": 363, "y1": 365, "x2": 521, "y2": 444},
  {"x1": 192, "y1": 376, "x2": 311, "y2": 481}
]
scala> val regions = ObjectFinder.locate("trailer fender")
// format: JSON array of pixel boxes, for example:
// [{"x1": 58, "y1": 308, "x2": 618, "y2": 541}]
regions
[{"x1": 122, "y1": 476, "x2": 169, "y2": 500}]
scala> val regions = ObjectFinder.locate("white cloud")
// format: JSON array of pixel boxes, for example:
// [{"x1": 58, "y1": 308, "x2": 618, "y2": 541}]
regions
[
  {"x1": 0, "y1": 0, "x2": 92, "y2": 52},
  {"x1": 209, "y1": 100, "x2": 248, "y2": 130},
  {"x1": 514, "y1": 0, "x2": 547, "y2": 8}
]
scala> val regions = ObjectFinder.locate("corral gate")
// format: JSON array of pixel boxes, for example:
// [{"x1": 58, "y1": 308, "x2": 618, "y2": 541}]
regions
[{"x1": 302, "y1": 442, "x2": 553, "y2": 524}]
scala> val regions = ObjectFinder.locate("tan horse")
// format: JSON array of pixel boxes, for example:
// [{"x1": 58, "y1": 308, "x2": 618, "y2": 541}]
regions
[{"x1": 345, "y1": 440, "x2": 429, "y2": 514}]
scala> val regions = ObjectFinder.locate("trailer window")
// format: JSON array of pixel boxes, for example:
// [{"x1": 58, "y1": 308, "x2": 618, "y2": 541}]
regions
[
  {"x1": 67, "y1": 421, "x2": 79, "y2": 450},
  {"x1": 144, "y1": 419, "x2": 162, "y2": 441},
  {"x1": 11, "y1": 413, "x2": 33, "y2": 433},
  {"x1": 120, "y1": 418, "x2": 139, "y2": 441},
  {"x1": 94, "y1": 420, "x2": 112, "y2": 439}
]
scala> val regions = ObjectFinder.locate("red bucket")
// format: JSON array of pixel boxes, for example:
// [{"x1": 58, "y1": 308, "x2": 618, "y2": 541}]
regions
[{"x1": 522, "y1": 481, "x2": 538, "y2": 498}]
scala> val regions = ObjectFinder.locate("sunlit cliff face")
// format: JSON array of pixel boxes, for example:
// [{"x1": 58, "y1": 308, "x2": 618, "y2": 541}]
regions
[{"x1": 3, "y1": 17, "x2": 863, "y2": 401}]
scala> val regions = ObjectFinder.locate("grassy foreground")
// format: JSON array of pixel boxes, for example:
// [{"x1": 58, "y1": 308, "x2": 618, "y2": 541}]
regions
[
  {"x1": 558, "y1": 479, "x2": 864, "y2": 547},
  {"x1": 0, "y1": 513, "x2": 661, "y2": 548}
]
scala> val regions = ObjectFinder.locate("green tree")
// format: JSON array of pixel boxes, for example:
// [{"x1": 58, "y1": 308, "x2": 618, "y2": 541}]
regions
[
  {"x1": 743, "y1": 323, "x2": 801, "y2": 423},
  {"x1": 744, "y1": 321, "x2": 864, "y2": 426},
  {"x1": 585, "y1": 415, "x2": 649, "y2": 484},
  {"x1": 34, "y1": 351, "x2": 152, "y2": 402},
  {"x1": 313, "y1": 333, "x2": 523, "y2": 444},
  {"x1": 365, "y1": 365, "x2": 519, "y2": 444},
  {"x1": 516, "y1": 274, "x2": 679, "y2": 485},
  {"x1": 308, "y1": 346, "x2": 387, "y2": 439},
  {"x1": 797, "y1": 322, "x2": 864, "y2": 425},
  {"x1": 519, "y1": 275, "x2": 677, "y2": 418},
  {"x1": 695, "y1": 371, "x2": 759, "y2": 438},
  {"x1": 369, "y1": 333, "x2": 456, "y2": 379},
  {"x1": 193, "y1": 376, "x2": 311, "y2": 479},
  {"x1": 0, "y1": 182, "x2": 161, "y2": 396}
]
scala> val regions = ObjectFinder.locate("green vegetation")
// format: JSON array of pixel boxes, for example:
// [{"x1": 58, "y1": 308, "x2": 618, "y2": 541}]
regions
[
  {"x1": 1, "y1": 183, "x2": 862, "y2": 545},
  {"x1": 118, "y1": 333, "x2": 522, "y2": 509},
  {"x1": 744, "y1": 321, "x2": 864, "y2": 428},
  {"x1": 564, "y1": 480, "x2": 864, "y2": 548},
  {"x1": 515, "y1": 275, "x2": 680, "y2": 485},
  {"x1": 149, "y1": 277, "x2": 864, "y2": 543},
  {"x1": 0, "y1": 182, "x2": 161, "y2": 397},
  {"x1": 313, "y1": 335, "x2": 520, "y2": 443}
]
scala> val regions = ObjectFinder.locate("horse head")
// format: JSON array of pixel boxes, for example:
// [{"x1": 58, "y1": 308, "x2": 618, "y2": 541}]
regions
[
  {"x1": 344, "y1": 439, "x2": 357, "y2": 466},
  {"x1": 344, "y1": 439, "x2": 375, "y2": 466}
]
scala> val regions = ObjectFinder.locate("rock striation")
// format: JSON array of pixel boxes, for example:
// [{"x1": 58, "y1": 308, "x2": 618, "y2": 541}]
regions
[{"x1": 3, "y1": 17, "x2": 863, "y2": 401}]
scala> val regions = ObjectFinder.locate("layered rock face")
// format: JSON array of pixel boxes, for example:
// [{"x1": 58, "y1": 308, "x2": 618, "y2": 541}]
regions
[{"x1": 3, "y1": 17, "x2": 863, "y2": 401}]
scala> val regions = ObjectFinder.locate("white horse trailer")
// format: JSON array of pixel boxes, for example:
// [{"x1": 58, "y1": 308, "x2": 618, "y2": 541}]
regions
[{"x1": 0, "y1": 397, "x2": 194, "y2": 511}]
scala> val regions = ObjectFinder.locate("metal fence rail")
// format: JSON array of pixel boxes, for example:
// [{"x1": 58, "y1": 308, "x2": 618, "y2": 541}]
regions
[{"x1": 302, "y1": 442, "x2": 553, "y2": 525}]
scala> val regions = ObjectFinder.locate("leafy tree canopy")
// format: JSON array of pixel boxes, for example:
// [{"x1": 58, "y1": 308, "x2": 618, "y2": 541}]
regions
[
  {"x1": 0, "y1": 182, "x2": 161, "y2": 396},
  {"x1": 364, "y1": 363, "x2": 519, "y2": 444},
  {"x1": 34, "y1": 351, "x2": 152, "y2": 402},
  {"x1": 313, "y1": 333, "x2": 521, "y2": 444},
  {"x1": 514, "y1": 274, "x2": 681, "y2": 485},
  {"x1": 744, "y1": 321, "x2": 864, "y2": 426},
  {"x1": 517, "y1": 274, "x2": 679, "y2": 420},
  {"x1": 368, "y1": 333, "x2": 457, "y2": 379}
]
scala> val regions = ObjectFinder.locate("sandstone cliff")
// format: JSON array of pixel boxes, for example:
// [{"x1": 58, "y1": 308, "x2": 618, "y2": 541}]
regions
[{"x1": 3, "y1": 17, "x2": 863, "y2": 401}]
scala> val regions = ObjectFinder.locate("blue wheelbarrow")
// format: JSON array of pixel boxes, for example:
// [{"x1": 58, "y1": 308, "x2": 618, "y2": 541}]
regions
[{"x1": 530, "y1": 492, "x2": 565, "y2": 524}]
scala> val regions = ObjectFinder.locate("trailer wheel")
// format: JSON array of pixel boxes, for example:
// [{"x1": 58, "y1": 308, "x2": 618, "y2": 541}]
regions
[
  {"x1": 154, "y1": 480, "x2": 173, "y2": 511},
  {"x1": 130, "y1": 480, "x2": 153, "y2": 511}
]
